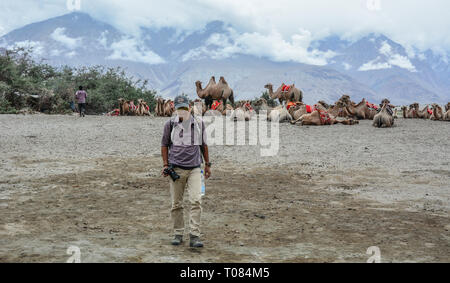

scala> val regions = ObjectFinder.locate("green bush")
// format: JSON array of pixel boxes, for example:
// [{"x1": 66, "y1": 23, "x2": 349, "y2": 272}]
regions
[{"x1": 0, "y1": 48, "x2": 157, "y2": 115}]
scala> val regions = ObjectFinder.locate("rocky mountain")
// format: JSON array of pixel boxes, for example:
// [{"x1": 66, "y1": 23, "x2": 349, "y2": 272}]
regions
[{"x1": 1, "y1": 12, "x2": 449, "y2": 105}]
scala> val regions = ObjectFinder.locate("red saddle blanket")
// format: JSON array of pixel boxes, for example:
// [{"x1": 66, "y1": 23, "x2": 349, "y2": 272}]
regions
[
  {"x1": 287, "y1": 102, "x2": 296, "y2": 110},
  {"x1": 427, "y1": 108, "x2": 433, "y2": 115},
  {"x1": 306, "y1": 105, "x2": 314, "y2": 113},
  {"x1": 129, "y1": 103, "x2": 137, "y2": 111},
  {"x1": 211, "y1": 101, "x2": 222, "y2": 111},
  {"x1": 366, "y1": 102, "x2": 379, "y2": 110},
  {"x1": 282, "y1": 85, "x2": 291, "y2": 92}
]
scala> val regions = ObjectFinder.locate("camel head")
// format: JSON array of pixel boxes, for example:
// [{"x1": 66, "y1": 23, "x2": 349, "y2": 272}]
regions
[
  {"x1": 219, "y1": 76, "x2": 227, "y2": 84},
  {"x1": 195, "y1": 81, "x2": 203, "y2": 89},
  {"x1": 318, "y1": 100, "x2": 330, "y2": 109},
  {"x1": 264, "y1": 83, "x2": 272, "y2": 89}
]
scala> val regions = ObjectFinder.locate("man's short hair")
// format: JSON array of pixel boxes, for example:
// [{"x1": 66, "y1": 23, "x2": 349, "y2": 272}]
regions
[{"x1": 79, "y1": 86, "x2": 83, "y2": 90}]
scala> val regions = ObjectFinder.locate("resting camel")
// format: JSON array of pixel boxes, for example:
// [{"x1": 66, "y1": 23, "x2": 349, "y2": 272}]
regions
[
  {"x1": 136, "y1": 99, "x2": 151, "y2": 116},
  {"x1": 402, "y1": 106, "x2": 416, "y2": 118},
  {"x1": 118, "y1": 98, "x2": 137, "y2": 116},
  {"x1": 430, "y1": 104, "x2": 443, "y2": 120},
  {"x1": 445, "y1": 102, "x2": 450, "y2": 112},
  {"x1": 317, "y1": 100, "x2": 332, "y2": 110},
  {"x1": 412, "y1": 103, "x2": 432, "y2": 119},
  {"x1": 373, "y1": 103, "x2": 394, "y2": 128},
  {"x1": 444, "y1": 109, "x2": 450, "y2": 121},
  {"x1": 327, "y1": 100, "x2": 354, "y2": 118},
  {"x1": 163, "y1": 100, "x2": 175, "y2": 117},
  {"x1": 191, "y1": 99, "x2": 207, "y2": 116},
  {"x1": 253, "y1": 98, "x2": 271, "y2": 114},
  {"x1": 155, "y1": 97, "x2": 166, "y2": 116},
  {"x1": 267, "y1": 105, "x2": 293, "y2": 123},
  {"x1": 264, "y1": 83, "x2": 302, "y2": 105},
  {"x1": 290, "y1": 104, "x2": 358, "y2": 126},
  {"x1": 288, "y1": 102, "x2": 317, "y2": 121},
  {"x1": 118, "y1": 98, "x2": 129, "y2": 116}
]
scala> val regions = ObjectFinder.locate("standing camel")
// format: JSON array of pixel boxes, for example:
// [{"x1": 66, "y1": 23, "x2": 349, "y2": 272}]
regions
[
  {"x1": 196, "y1": 76, "x2": 235, "y2": 109},
  {"x1": 217, "y1": 77, "x2": 235, "y2": 107}
]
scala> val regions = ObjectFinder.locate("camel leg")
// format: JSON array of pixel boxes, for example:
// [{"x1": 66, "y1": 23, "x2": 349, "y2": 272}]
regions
[
  {"x1": 290, "y1": 116, "x2": 304, "y2": 125},
  {"x1": 229, "y1": 91, "x2": 235, "y2": 107}
]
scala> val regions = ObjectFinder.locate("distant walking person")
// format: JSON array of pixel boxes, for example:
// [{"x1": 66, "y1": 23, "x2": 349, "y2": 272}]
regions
[{"x1": 75, "y1": 86, "x2": 87, "y2": 117}]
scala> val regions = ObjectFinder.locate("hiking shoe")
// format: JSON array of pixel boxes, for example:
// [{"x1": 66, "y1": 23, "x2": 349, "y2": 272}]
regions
[
  {"x1": 189, "y1": 234, "x2": 204, "y2": 248},
  {"x1": 171, "y1": 235, "x2": 183, "y2": 246}
]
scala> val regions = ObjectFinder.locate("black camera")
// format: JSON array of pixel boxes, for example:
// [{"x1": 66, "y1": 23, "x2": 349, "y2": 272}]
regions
[{"x1": 164, "y1": 166, "x2": 180, "y2": 182}]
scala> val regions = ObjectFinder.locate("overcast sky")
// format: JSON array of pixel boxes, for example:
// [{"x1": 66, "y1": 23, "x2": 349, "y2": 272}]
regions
[{"x1": 0, "y1": 0, "x2": 449, "y2": 54}]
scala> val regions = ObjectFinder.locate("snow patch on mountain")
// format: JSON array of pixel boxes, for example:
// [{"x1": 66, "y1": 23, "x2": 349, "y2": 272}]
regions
[{"x1": 359, "y1": 41, "x2": 417, "y2": 72}]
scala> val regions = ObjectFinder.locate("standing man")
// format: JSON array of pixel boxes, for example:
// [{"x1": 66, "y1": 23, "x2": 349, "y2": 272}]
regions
[
  {"x1": 75, "y1": 86, "x2": 87, "y2": 117},
  {"x1": 161, "y1": 95, "x2": 211, "y2": 248}
]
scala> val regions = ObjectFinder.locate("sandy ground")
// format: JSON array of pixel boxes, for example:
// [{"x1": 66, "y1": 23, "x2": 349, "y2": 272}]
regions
[{"x1": 0, "y1": 114, "x2": 449, "y2": 263}]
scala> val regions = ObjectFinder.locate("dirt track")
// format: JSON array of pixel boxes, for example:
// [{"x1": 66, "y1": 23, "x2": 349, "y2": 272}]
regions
[{"x1": 0, "y1": 114, "x2": 449, "y2": 262}]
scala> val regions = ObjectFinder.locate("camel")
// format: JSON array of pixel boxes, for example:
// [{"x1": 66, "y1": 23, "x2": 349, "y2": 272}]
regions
[
  {"x1": 118, "y1": 98, "x2": 130, "y2": 116},
  {"x1": 253, "y1": 98, "x2": 271, "y2": 114},
  {"x1": 264, "y1": 83, "x2": 302, "y2": 105},
  {"x1": 445, "y1": 102, "x2": 450, "y2": 112},
  {"x1": 373, "y1": 103, "x2": 394, "y2": 128},
  {"x1": 414, "y1": 104, "x2": 432, "y2": 119},
  {"x1": 444, "y1": 109, "x2": 450, "y2": 121},
  {"x1": 155, "y1": 97, "x2": 166, "y2": 116},
  {"x1": 327, "y1": 100, "x2": 354, "y2": 118},
  {"x1": 163, "y1": 100, "x2": 174, "y2": 117},
  {"x1": 317, "y1": 100, "x2": 331, "y2": 110},
  {"x1": 402, "y1": 106, "x2": 416, "y2": 118},
  {"x1": 191, "y1": 99, "x2": 207, "y2": 116},
  {"x1": 290, "y1": 104, "x2": 358, "y2": 126},
  {"x1": 288, "y1": 102, "x2": 319, "y2": 121},
  {"x1": 136, "y1": 99, "x2": 151, "y2": 116},
  {"x1": 267, "y1": 105, "x2": 293, "y2": 123},
  {"x1": 430, "y1": 104, "x2": 443, "y2": 120},
  {"x1": 346, "y1": 99, "x2": 371, "y2": 120},
  {"x1": 196, "y1": 76, "x2": 235, "y2": 109},
  {"x1": 217, "y1": 77, "x2": 235, "y2": 106},
  {"x1": 210, "y1": 100, "x2": 235, "y2": 116}
]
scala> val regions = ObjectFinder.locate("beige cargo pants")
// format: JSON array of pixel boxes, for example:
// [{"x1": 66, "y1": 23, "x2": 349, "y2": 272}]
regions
[{"x1": 169, "y1": 167, "x2": 202, "y2": 237}]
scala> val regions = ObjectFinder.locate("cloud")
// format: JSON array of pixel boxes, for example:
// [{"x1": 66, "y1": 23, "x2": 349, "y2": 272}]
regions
[
  {"x1": 342, "y1": 62, "x2": 352, "y2": 70},
  {"x1": 50, "y1": 27, "x2": 82, "y2": 49},
  {"x1": 107, "y1": 37, "x2": 165, "y2": 64},
  {"x1": 183, "y1": 27, "x2": 336, "y2": 65},
  {"x1": 0, "y1": 0, "x2": 450, "y2": 56}
]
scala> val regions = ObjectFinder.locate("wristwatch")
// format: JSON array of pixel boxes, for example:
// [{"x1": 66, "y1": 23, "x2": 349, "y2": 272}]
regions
[{"x1": 205, "y1": 162, "x2": 212, "y2": 167}]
